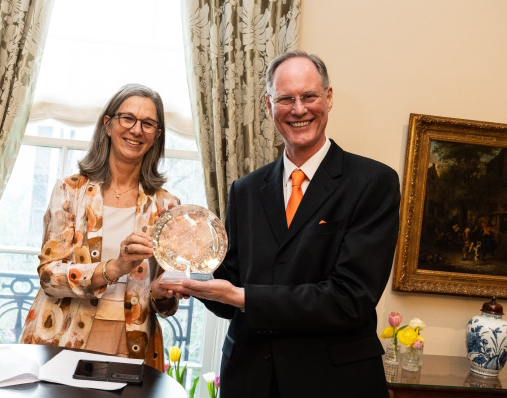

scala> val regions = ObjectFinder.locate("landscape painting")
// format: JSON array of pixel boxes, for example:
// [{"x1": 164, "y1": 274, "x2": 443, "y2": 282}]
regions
[{"x1": 393, "y1": 114, "x2": 507, "y2": 298}]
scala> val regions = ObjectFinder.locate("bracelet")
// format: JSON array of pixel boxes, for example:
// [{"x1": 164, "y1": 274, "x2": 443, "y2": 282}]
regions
[{"x1": 102, "y1": 259, "x2": 119, "y2": 285}]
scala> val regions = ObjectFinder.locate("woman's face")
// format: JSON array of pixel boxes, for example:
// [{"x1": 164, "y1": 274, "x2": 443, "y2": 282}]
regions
[{"x1": 103, "y1": 95, "x2": 160, "y2": 167}]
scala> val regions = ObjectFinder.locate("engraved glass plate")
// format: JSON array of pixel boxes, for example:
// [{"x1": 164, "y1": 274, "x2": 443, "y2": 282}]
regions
[{"x1": 152, "y1": 204, "x2": 227, "y2": 283}]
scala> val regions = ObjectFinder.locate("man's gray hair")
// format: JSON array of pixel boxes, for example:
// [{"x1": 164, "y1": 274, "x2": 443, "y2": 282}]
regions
[{"x1": 266, "y1": 50, "x2": 330, "y2": 95}]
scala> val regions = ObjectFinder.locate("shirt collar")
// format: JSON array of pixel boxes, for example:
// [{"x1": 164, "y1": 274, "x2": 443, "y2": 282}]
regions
[{"x1": 283, "y1": 137, "x2": 331, "y2": 184}]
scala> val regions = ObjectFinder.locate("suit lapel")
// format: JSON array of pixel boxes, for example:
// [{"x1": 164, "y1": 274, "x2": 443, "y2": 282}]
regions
[
  {"x1": 259, "y1": 140, "x2": 344, "y2": 247},
  {"x1": 283, "y1": 141, "x2": 344, "y2": 243},
  {"x1": 260, "y1": 158, "x2": 287, "y2": 245}
]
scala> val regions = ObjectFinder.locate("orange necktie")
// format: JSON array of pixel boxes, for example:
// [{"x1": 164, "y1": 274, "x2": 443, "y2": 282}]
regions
[{"x1": 286, "y1": 169, "x2": 306, "y2": 227}]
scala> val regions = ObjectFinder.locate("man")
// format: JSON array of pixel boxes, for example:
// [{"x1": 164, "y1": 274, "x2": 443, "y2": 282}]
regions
[{"x1": 167, "y1": 50, "x2": 400, "y2": 397}]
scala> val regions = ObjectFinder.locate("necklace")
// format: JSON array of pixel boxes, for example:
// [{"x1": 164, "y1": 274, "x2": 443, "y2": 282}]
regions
[{"x1": 110, "y1": 184, "x2": 138, "y2": 198}]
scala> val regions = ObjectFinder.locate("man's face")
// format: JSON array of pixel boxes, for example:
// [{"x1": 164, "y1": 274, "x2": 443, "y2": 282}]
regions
[{"x1": 265, "y1": 57, "x2": 333, "y2": 163}]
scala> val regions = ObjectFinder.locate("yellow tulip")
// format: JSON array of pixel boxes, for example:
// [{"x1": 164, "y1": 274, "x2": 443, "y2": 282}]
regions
[
  {"x1": 398, "y1": 327, "x2": 418, "y2": 347},
  {"x1": 169, "y1": 346, "x2": 181, "y2": 363},
  {"x1": 380, "y1": 326, "x2": 394, "y2": 339}
]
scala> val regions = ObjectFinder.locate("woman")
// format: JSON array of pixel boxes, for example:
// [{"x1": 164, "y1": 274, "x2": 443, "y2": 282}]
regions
[{"x1": 21, "y1": 84, "x2": 180, "y2": 371}]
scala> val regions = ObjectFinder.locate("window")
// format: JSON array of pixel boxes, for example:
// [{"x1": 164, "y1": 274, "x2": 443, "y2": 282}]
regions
[{"x1": 0, "y1": 1, "x2": 218, "y2": 396}]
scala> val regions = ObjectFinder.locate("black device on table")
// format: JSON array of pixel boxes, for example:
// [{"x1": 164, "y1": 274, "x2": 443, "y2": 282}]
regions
[{"x1": 73, "y1": 359, "x2": 143, "y2": 385}]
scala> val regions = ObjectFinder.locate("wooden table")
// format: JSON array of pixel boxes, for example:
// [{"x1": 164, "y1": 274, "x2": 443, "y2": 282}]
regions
[
  {"x1": 1, "y1": 344, "x2": 187, "y2": 398},
  {"x1": 386, "y1": 354, "x2": 507, "y2": 397}
]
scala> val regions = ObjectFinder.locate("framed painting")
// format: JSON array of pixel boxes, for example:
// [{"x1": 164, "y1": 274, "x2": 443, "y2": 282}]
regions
[{"x1": 393, "y1": 113, "x2": 507, "y2": 298}]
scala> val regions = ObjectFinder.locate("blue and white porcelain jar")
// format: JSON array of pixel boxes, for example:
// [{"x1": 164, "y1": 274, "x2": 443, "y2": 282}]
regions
[{"x1": 466, "y1": 297, "x2": 507, "y2": 377}]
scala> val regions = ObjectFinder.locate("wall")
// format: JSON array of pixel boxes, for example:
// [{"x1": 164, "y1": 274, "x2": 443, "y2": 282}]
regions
[{"x1": 299, "y1": 0, "x2": 507, "y2": 357}]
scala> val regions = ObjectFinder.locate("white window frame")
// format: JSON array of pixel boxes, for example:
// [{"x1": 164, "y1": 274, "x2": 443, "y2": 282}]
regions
[{"x1": 0, "y1": 126, "x2": 225, "y2": 398}]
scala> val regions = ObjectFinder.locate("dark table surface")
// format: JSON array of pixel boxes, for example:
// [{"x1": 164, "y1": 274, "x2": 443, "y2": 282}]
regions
[
  {"x1": 0, "y1": 344, "x2": 187, "y2": 398},
  {"x1": 386, "y1": 354, "x2": 507, "y2": 397}
]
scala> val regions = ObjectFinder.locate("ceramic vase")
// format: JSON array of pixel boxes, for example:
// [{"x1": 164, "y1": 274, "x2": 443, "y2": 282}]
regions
[
  {"x1": 466, "y1": 297, "x2": 507, "y2": 377},
  {"x1": 464, "y1": 371, "x2": 503, "y2": 388}
]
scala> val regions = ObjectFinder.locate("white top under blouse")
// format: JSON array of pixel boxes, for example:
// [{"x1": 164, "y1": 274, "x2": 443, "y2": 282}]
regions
[{"x1": 95, "y1": 205, "x2": 136, "y2": 321}]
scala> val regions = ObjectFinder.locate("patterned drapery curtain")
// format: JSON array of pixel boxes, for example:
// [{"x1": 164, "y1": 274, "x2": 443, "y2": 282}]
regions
[
  {"x1": 0, "y1": 0, "x2": 54, "y2": 198},
  {"x1": 181, "y1": 0, "x2": 301, "y2": 219}
]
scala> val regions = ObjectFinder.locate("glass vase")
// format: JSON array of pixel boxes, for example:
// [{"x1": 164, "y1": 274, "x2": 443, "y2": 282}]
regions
[
  {"x1": 417, "y1": 345, "x2": 424, "y2": 366},
  {"x1": 402, "y1": 346, "x2": 420, "y2": 372},
  {"x1": 384, "y1": 361, "x2": 398, "y2": 383},
  {"x1": 384, "y1": 339, "x2": 400, "y2": 365}
]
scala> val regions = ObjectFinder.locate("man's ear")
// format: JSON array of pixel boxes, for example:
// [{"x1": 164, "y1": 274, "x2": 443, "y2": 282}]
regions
[
  {"x1": 265, "y1": 93, "x2": 274, "y2": 119},
  {"x1": 326, "y1": 86, "x2": 333, "y2": 112}
]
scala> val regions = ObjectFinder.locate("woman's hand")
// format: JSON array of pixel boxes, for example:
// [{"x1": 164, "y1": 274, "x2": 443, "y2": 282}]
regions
[
  {"x1": 150, "y1": 273, "x2": 188, "y2": 300},
  {"x1": 109, "y1": 231, "x2": 154, "y2": 280}
]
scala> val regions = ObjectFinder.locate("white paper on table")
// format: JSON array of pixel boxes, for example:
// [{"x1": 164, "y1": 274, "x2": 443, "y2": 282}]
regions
[
  {"x1": 38, "y1": 350, "x2": 143, "y2": 390},
  {"x1": 0, "y1": 347, "x2": 143, "y2": 390},
  {"x1": 0, "y1": 346, "x2": 40, "y2": 387}
]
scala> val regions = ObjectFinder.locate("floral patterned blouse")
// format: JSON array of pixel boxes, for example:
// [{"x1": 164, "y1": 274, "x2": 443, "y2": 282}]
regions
[{"x1": 21, "y1": 175, "x2": 180, "y2": 367}]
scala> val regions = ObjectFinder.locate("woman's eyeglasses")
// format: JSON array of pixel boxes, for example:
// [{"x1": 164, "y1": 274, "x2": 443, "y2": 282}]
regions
[{"x1": 114, "y1": 113, "x2": 159, "y2": 134}]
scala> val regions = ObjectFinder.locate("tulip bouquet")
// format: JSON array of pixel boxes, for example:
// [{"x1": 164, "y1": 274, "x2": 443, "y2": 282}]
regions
[
  {"x1": 166, "y1": 345, "x2": 199, "y2": 398},
  {"x1": 168, "y1": 345, "x2": 186, "y2": 385},
  {"x1": 380, "y1": 311, "x2": 406, "y2": 361},
  {"x1": 398, "y1": 317, "x2": 426, "y2": 370},
  {"x1": 166, "y1": 345, "x2": 221, "y2": 397},
  {"x1": 203, "y1": 371, "x2": 220, "y2": 398},
  {"x1": 381, "y1": 313, "x2": 427, "y2": 371},
  {"x1": 398, "y1": 317, "x2": 426, "y2": 351}
]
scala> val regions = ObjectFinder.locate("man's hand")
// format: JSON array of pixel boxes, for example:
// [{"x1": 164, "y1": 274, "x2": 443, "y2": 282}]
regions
[{"x1": 162, "y1": 279, "x2": 245, "y2": 309}]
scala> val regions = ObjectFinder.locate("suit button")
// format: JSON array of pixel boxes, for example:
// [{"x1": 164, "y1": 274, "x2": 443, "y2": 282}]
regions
[{"x1": 264, "y1": 354, "x2": 271, "y2": 361}]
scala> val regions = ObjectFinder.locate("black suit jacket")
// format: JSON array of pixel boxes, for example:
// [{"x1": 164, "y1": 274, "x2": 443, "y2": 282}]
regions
[{"x1": 203, "y1": 140, "x2": 400, "y2": 398}]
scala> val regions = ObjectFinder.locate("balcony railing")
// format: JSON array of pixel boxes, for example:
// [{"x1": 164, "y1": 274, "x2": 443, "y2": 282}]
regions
[{"x1": 0, "y1": 271, "x2": 194, "y2": 363}]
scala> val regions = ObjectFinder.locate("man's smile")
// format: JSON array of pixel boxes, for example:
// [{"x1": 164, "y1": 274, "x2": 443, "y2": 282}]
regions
[{"x1": 288, "y1": 120, "x2": 311, "y2": 127}]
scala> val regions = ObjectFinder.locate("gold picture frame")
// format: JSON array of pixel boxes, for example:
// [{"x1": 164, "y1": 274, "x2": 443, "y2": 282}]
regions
[{"x1": 393, "y1": 114, "x2": 507, "y2": 298}]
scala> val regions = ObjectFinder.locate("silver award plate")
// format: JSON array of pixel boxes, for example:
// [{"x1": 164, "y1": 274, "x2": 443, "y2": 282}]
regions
[{"x1": 152, "y1": 204, "x2": 227, "y2": 283}]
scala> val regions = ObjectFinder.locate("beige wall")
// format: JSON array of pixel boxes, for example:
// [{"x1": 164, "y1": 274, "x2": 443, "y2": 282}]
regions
[{"x1": 299, "y1": 0, "x2": 507, "y2": 357}]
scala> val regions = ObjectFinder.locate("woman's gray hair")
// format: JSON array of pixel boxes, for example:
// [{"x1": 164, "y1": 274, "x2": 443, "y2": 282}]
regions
[
  {"x1": 78, "y1": 83, "x2": 167, "y2": 195},
  {"x1": 266, "y1": 50, "x2": 330, "y2": 95}
]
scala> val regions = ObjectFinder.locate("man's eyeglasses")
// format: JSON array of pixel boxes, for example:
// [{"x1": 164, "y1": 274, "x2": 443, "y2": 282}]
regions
[
  {"x1": 268, "y1": 89, "x2": 328, "y2": 107},
  {"x1": 113, "y1": 112, "x2": 159, "y2": 134}
]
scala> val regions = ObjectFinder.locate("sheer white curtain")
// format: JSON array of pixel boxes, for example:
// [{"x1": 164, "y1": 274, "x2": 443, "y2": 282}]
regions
[{"x1": 30, "y1": 0, "x2": 192, "y2": 137}]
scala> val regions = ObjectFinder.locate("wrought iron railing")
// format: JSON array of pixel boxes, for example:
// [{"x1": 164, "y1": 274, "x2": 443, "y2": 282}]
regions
[
  {"x1": 0, "y1": 271, "x2": 39, "y2": 343},
  {"x1": 0, "y1": 271, "x2": 194, "y2": 362}
]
